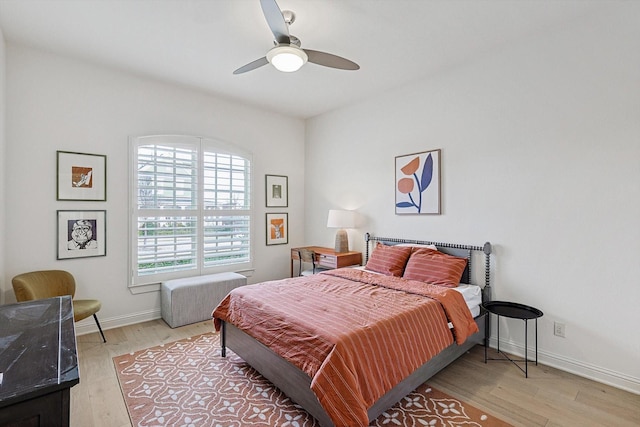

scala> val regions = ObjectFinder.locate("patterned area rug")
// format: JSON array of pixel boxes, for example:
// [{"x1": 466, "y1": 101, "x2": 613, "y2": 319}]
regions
[{"x1": 114, "y1": 333, "x2": 511, "y2": 426}]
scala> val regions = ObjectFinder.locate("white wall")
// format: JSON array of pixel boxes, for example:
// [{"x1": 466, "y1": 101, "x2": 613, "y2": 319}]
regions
[
  {"x1": 306, "y1": 5, "x2": 640, "y2": 393},
  {"x1": 3, "y1": 45, "x2": 306, "y2": 330}
]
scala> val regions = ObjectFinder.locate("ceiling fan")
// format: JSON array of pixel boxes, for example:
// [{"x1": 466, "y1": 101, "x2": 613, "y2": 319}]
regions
[{"x1": 233, "y1": 0, "x2": 360, "y2": 74}]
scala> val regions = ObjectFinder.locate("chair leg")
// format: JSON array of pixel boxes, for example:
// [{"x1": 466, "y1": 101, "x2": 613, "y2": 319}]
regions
[{"x1": 93, "y1": 313, "x2": 106, "y2": 343}]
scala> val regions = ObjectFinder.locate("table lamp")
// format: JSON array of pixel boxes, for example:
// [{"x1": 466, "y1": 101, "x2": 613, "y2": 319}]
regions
[{"x1": 327, "y1": 209, "x2": 356, "y2": 253}]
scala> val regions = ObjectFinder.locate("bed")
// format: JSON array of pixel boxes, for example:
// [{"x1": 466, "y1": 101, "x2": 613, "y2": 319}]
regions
[{"x1": 213, "y1": 233, "x2": 492, "y2": 427}]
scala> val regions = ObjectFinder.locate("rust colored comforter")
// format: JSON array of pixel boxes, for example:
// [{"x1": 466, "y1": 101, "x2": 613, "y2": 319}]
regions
[{"x1": 212, "y1": 268, "x2": 478, "y2": 427}]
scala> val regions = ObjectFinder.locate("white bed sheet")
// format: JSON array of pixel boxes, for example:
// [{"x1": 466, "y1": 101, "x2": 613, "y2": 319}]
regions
[
  {"x1": 452, "y1": 284, "x2": 482, "y2": 317},
  {"x1": 349, "y1": 266, "x2": 482, "y2": 317}
]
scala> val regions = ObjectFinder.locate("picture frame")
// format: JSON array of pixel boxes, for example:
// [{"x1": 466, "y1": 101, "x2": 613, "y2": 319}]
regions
[
  {"x1": 265, "y1": 174, "x2": 288, "y2": 207},
  {"x1": 395, "y1": 149, "x2": 441, "y2": 215},
  {"x1": 57, "y1": 210, "x2": 106, "y2": 259},
  {"x1": 57, "y1": 151, "x2": 107, "y2": 201},
  {"x1": 266, "y1": 212, "x2": 288, "y2": 246}
]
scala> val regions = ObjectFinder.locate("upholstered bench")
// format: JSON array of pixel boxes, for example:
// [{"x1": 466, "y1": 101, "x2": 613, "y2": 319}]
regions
[{"x1": 161, "y1": 272, "x2": 247, "y2": 328}]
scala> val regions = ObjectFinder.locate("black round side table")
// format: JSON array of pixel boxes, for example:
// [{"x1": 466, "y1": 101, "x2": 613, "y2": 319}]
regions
[{"x1": 482, "y1": 301, "x2": 543, "y2": 378}]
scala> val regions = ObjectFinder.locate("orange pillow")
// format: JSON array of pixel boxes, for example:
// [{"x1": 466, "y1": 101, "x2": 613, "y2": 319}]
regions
[
  {"x1": 402, "y1": 248, "x2": 467, "y2": 288},
  {"x1": 365, "y1": 243, "x2": 412, "y2": 276}
]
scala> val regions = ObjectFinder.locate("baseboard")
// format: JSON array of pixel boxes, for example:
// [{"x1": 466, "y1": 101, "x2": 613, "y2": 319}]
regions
[
  {"x1": 74, "y1": 308, "x2": 162, "y2": 337},
  {"x1": 487, "y1": 337, "x2": 640, "y2": 395}
]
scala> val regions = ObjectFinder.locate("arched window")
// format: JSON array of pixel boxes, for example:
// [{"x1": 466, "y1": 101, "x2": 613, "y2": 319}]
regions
[{"x1": 130, "y1": 135, "x2": 252, "y2": 287}]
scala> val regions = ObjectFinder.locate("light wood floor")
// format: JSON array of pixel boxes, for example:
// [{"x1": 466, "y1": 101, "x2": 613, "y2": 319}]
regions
[{"x1": 73, "y1": 319, "x2": 640, "y2": 427}]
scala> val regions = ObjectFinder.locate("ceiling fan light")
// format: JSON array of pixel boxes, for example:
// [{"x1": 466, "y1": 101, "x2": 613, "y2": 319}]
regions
[{"x1": 267, "y1": 45, "x2": 308, "y2": 72}]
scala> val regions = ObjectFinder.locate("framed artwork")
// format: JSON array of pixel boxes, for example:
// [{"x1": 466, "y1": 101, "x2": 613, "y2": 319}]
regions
[
  {"x1": 57, "y1": 151, "x2": 107, "y2": 201},
  {"x1": 266, "y1": 212, "x2": 288, "y2": 245},
  {"x1": 57, "y1": 210, "x2": 106, "y2": 259},
  {"x1": 265, "y1": 174, "x2": 288, "y2": 207},
  {"x1": 395, "y1": 149, "x2": 441, "y2": 215}
]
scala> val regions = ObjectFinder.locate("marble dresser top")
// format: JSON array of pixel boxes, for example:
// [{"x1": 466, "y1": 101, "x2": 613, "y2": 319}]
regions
[{"x1": 0, "y1": 296, "x2": 79, "y2": 407}]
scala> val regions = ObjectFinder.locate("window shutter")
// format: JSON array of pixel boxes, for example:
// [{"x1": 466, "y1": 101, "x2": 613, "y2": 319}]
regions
[{"x1": 130, "y1": 136, "x2": 252, "y2": 286}]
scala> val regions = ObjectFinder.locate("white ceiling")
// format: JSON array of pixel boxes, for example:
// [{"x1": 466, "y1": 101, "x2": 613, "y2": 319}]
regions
[{"x1": 0, "y1": 0, "x2": 608, "y2": 119}]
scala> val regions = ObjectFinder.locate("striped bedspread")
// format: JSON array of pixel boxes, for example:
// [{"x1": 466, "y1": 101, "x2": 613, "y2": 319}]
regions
[{"x1": 213, "y1": 268, "x2": 478, "y2": 427}]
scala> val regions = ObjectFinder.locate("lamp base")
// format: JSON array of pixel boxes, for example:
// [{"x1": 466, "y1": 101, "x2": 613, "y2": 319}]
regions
[{"x1": 334, "y1": 229, "x2": 349, "y2": 253}]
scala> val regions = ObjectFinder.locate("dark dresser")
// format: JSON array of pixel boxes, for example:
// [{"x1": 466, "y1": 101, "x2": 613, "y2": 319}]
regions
[{"x1": 0, "y1": 296, "x2": 79, "y2": 427}]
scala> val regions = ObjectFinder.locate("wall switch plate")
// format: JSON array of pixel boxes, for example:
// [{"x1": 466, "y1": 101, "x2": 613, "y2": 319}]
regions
[{"x1": 554, "y1": 321, "x2": 566, "y2": 338}]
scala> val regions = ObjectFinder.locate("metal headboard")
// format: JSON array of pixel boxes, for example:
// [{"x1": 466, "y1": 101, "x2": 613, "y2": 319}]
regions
[{"x1": 364, "y1": 233, "x2": 493, "y2": 302}]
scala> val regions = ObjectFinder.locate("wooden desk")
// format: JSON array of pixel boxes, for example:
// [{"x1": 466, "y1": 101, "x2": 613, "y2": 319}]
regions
[
  {"x1": 0, "y1": 296, "x2": 79, "y2": 427},
  {"x1": 290, "y1": 246, "x2": 362, "y2": 277}
]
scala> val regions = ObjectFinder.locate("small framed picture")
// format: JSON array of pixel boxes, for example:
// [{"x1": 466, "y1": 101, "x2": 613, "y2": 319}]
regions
[
  {"x1": 57, "y1": 210, "x2": 106, "y2": 259},
  {"x1": 266, "y1": 212, "x2": 288, "y2": 246},
  {"x1": 57, "y1": 151, "x2": 107, "y2": 201},
  {"x1": 265, "y1": 174, "x2": 288, "y2": 207}
]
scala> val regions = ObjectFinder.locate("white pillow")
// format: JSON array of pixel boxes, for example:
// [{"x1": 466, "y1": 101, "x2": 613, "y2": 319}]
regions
[{"x1": 396, "y1": 243, "x2": 438, "y2": 250}]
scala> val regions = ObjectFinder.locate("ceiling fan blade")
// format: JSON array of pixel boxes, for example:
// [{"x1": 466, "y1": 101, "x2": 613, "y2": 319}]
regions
[
  {"x1": 233, "y1": 57, "x2": 269, "y2": 74},
  {"x1": 260, "y1": 0, "x2": 290, "y2": 45},
  {"x1": 304, "y1": 49, "x2": 360, "y2": 70}
]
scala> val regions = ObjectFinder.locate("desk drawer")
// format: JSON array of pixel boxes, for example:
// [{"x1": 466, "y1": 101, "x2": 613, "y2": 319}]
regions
[
  {"x1": 318, "y1": 253, "x2": 362, "y2": 269},
  {"x1": 318, "y1": 254, "x2": 337, "y2": 269}
]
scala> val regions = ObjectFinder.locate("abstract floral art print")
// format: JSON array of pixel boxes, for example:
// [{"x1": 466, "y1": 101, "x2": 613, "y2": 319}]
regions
[{"x1": 395, "y1": 149, "x2": 441, "y2": 215}]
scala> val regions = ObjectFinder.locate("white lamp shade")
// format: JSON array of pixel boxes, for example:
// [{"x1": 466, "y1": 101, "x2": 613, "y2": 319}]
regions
[
  {"x1": 327, "y1": 209, "x2": 356, "y2": 229},
  {"x1": 266, "y1": 45, "x2": 308, "y2": 72}
]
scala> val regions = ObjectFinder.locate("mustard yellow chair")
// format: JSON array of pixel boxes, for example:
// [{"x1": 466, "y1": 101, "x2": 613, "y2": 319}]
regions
[{"x1": 12, "y1": 270, "x2": 106, "y2": 342}]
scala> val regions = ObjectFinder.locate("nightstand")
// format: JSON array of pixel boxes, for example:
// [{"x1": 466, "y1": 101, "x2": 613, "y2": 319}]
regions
[
  {"x1": 290, "y1": 246, "x2": 362, "y2": 277},
  {"x1": 483, "y1": 300, "x2": 543, "y2": 378}
]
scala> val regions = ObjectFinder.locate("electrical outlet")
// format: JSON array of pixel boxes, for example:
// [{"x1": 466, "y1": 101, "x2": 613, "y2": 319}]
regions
[{"x1": 554, "y1": 322, "x2": 565, "y2": 338}]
